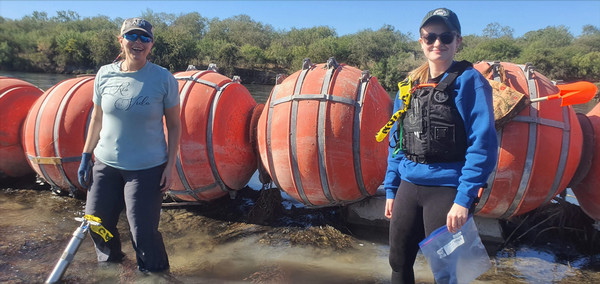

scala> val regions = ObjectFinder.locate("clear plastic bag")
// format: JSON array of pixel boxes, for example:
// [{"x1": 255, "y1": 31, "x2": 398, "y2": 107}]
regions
[{"x1": 418, "y1": 216, "x2": 491, "y2": 284}]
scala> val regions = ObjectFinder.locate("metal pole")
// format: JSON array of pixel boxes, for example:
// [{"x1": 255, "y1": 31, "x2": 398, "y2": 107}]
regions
[{"x1": 45, "y1": 219, "x2": 90, "y2": 284}]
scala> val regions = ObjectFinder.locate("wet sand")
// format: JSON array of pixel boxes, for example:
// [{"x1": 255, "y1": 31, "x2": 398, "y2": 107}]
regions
[{"x1": 1, "y1": 175, "x2": 599, "y2": 284}]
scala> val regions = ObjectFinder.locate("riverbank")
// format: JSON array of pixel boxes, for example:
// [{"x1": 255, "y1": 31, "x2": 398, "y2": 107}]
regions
[{"x1": 1, "y1": 174, "x2": 599, "y2": 283}]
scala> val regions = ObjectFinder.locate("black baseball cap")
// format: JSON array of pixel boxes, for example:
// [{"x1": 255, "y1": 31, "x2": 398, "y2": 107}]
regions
[{"x1": 420, "y1": 8, "x2": 461, "y2": 35}]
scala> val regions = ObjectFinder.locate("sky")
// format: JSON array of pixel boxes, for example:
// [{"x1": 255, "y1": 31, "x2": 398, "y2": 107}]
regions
[{"x1": 0, "y1": 1, "x2": 599, "y2": 39}]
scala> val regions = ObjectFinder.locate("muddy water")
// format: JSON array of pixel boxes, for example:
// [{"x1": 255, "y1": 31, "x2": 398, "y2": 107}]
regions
[{"x1": 1, "y1": 174, "x2": 599, "y2": 284}]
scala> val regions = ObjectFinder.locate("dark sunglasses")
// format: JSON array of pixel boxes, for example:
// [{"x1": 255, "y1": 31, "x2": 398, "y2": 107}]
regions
[
  {"x1": 124, "y1": 33, "x2": 153, "y2": 43},
  {"x1": 421, "y1": 32, "x2": 456, "y2": 45}
]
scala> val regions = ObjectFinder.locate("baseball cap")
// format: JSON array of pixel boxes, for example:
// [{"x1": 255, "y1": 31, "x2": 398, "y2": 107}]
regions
[
  {"x1": 420, "y1": 8, "x2": 461, "y2": 35},
  {"x1": 120, "y1": 18, "x2": 154, "y2": 39}
]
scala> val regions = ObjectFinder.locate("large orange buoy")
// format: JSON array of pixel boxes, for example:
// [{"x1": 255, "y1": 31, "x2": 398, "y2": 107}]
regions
[
  {"x1": 571, "y1": 102, "x2": 600, "y2": 221},
  {"x1": 168, "y1": 66, "x2": 258, "y2": 202},
  {"x1": 22, "y1": 76, "x2": 94, "y2": 196},
  {"x1": 256, "y1": 58, "x2": 392, "y2": 207},
  {"x1": 473, "y1": 62, "x2": 583, "y2": 219},
  {"x1": 0, "y1": 77, "x2": 44, "y2": 178}
]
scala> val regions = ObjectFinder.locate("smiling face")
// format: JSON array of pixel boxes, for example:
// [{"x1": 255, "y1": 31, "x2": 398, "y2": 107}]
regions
[
  {"x1": 119, "y1": 32, "x2": 153, "y2": 63},
  {"x1": 419, "y1": 21, "x2": 461, "y2": 67}
]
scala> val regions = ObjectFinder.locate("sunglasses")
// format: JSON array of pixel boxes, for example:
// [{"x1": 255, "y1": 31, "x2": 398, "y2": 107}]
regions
[
  {"x1": 421, "y1": 32, "x2": 456, "y2": 45},
  {"x1": 124, "y1": 33, "x2": 153, "y2": 43}
]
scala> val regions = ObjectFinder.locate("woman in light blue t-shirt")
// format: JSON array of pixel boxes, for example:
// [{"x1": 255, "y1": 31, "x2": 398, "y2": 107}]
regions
[{"x1": 78, "y1": 17, "x2": 181, "y2": 273}]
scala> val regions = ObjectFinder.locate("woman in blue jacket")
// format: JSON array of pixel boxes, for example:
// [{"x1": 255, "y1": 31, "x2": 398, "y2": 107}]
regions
[{"x1": 383, "y1": 8, "x2": 498, "y2": 283}]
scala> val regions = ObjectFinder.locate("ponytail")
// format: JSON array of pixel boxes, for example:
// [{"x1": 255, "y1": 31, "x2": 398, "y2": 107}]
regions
[{"x1": 409, "y1": 62, "x2": 430, "y2": 84}]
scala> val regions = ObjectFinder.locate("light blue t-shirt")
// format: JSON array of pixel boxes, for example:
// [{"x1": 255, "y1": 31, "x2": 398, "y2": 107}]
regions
[{"x1": 93, "y1": 61, "x2": 179, "y2": 170}]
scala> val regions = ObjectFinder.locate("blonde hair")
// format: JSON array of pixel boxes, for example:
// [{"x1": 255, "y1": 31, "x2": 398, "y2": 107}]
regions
[{"x1": 409, "y1": 62, "x2": 430, "y2": 84}]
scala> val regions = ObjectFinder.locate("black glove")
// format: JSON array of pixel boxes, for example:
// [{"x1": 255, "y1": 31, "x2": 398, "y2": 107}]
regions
[{"x1": 78, "y1": 152, "x2": 93, "y2": 189}]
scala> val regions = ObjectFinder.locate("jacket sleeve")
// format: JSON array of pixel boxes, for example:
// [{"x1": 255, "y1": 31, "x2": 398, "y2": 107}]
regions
[
  {"x1": 384, "y1": 91, "x2": 403, "y2": 200},
  {"x1": 453, "y1": 69, "x2": 498, "y2": 208}
]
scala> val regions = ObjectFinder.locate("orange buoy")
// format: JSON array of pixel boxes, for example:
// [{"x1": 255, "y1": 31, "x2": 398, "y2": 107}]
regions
[
  {"x1": 571, "y1": 102, "x2": 600, "y2": 221},
  {"x1": 473, "y1": 61, "x2": 583, "y2": 219},
  {"x1": 0, "y1": 77, "x2": 43, "y2": 177},
  {"x1": 168, "y1": 67, "x2": 258, "y2": 202},
  {"x1": 256, "y1": 58, "x2": 392, "y2": 207},
  {"x1": 22, "y1": 76, "x2": 94, "y2": 196}
]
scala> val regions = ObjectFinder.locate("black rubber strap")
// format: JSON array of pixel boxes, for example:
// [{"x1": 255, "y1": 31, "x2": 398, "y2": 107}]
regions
[{"x1": 434, "y1": 60, "x2": 472, "y2": 92}]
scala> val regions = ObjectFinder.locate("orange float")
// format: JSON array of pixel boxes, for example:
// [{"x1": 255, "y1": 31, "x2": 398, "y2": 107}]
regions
[
  {"x1": 22, "y1": 76, "x2": 94, "y2": 196},
  {"x1": 0, "y1": 77, "x2": 43, "y2": 177},
  {"x1": 256, "y1": 58, "x2": 392, "y2": 207},
  {"x1": 473, "y1": 61, "x2": 583, "y2": 219},
  {"x1": 571, "y1": 102, "x2": 600, "y2": 221},
  {"x1": 168, "y1": 66, "x2": 258, "y2": 202}
]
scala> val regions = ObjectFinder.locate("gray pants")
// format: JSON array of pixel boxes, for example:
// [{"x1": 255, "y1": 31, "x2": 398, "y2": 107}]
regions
[{"x1": 85, "y1": 160, "x2": 169, "y2": 272}]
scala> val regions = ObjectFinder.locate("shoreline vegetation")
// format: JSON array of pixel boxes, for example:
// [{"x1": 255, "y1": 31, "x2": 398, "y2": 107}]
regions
[{"x1": 1, "y1": 10, "x2": 599, "y2": 91}]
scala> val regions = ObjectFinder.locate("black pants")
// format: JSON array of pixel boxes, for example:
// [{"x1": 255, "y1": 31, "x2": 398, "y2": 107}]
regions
[
  {"x1": 85, "y1": 160, "x2": 169, "y2": 272},
  {"x1": 388, "y1": 180, "x2": 457, "y2": 284}
]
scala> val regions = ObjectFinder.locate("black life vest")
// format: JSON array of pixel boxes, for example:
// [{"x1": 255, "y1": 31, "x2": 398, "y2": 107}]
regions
[{"x1": 401, "y1": 61, "x2": 472, "y2": 164}]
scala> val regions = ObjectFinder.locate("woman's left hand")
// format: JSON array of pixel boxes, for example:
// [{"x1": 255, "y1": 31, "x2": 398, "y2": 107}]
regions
[
  {"x1": 160, "y1": 168, "x2": 172, "y2": 193},
  {"x1": 447, "y1": 203, "x2": 469, "y2": 233}
]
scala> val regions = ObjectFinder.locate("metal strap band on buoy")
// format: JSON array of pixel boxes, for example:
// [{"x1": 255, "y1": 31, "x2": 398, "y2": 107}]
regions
[
  {"x1": 174, "y1": 70, "x2": 211, "y2": 201},
  {"x1": 352, "y1": 70, "x2": 370, "y2": 198},
  {"x1": 314, "y1": 59, "x2": 339, "y2": 204},
  {"x1": 27, "y1": 155, "x2": 81, "y2": 165},
  {"x1": 208, "y1": 81, "x2": 236, "y2": 194},
  {"x1": 289, "y1": 60, "x2": 314, "y2": 206},
  {"x1": 54, "y1": 77, "x2": 94, "y2": 190},
  {"x1": 501, "y1": 63, "x2": 539, "y2": 219},
  {"x1": 271, "y1": 93, "x2": 358, "y2": 106},
  {"x1": 543, "y1": 84, "x2": 571, "y2": 204},
  {"x1": 265, "y1": 75, "x2": 285, "y2": 195},
  {"x1": 174, "y1": 74, "x2": 221, "y2": 91},
  {"x1": 477, "y1": 62, "x2": 502, "y2": 213},
  {"x1": 167, "y1": 181, "x2": 218, "y2": 196},
  {"x1": 511, "y1": 116, "x2": 568, "y2": 128},
  {"x1": 33, "y1": 84, "x2": 62, "y2": 188}
]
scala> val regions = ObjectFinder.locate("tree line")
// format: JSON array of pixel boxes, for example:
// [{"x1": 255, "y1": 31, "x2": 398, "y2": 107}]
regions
[{"x1": 1, "y1": 10, "x2": 599, "y2": 91}]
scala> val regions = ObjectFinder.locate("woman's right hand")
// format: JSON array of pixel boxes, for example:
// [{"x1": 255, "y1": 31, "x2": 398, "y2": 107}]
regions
[
  {"x1": 385, "y1": 198, "x2": 394, "y2": 219},
  {"x1": 78, "y1": 152, "x2": 93, "y2": 188}
]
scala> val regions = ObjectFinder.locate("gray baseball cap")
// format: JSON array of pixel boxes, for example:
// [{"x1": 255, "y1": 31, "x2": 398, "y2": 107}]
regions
[
  {"x1": 420, "y1": 8, "x2": 461, "y2": 35},
  {"x1": 120, "y1": 18, "x2": 154, "y2": 39}
]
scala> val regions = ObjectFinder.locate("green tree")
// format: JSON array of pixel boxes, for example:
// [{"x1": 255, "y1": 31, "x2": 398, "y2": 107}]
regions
[
  {"x1": 215, "y1": 42, "x2": 239, "y2": 76},
  {"x1": 520, "y1": 25, "x2": 573, "y2": 48},
  {"x1": 572, "y1": 51, "x2": 600, "y2": 81},
  {"x1": 482, "y1": 22, "x2": 514, "y2": 38},
  {"x1": 306, "y1": 37, "x2": 342, "y2": 65},
  {"x1": 172, "y1": 12, "x2": 207, "y2": 40},
  {"x1": 347, "y1": 25, "x2": 404, "y2": 70},
  {"x1": 153, "y1": 26, "x2": 200, "y2": 71},
  {"x1": 205, "y1": 15, "x2": 274, "y2": 49},
  {"x1": 574, "y1": 25, "x2": 600, "y2": 52},
  {"x1": 88, "y1": 30, "x2": 120, "y2": 67},
  {"x1": 457, "y1": 38, "x2": 521, "y2": 63},
  {"x1": 239, "y1": 44, "x2": 266, "y2": 69}
]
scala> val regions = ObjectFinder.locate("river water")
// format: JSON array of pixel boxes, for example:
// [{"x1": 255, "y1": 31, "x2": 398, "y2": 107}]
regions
[{"x1": 1, "y1": 71, "x2": 599, "y2": 283}]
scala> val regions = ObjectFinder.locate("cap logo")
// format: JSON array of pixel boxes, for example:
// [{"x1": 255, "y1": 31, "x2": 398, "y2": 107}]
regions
[
  {"x1": 132, "y1": 18, "x2": 145, "y2": 27},
  {"x1": 433, "y1": 9, "x2": 449, "y2": 16}
]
